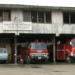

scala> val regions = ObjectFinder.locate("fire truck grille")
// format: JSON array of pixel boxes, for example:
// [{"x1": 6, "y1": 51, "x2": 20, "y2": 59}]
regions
[
  {"x1": 31, "y1": 53, "x2": 45, "y2": 56},
  {"x1": 35, "y1": 54, "x2": 44, "y2": 56}
]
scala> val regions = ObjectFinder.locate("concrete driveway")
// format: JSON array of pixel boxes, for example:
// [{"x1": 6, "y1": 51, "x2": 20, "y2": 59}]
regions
[{"x1": 0, "y1": 63, "x2": 75, "y2": 75}]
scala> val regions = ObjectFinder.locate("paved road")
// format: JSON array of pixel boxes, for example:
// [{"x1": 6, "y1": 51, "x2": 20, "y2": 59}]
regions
[{"x1": 0, "y1": 63, "x2": 75, "y2": 75}]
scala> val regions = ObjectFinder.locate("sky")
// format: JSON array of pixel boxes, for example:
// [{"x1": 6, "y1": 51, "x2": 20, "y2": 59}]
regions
[{"x1": 0, "y1": 0, "x2": 75, "y2": 7}]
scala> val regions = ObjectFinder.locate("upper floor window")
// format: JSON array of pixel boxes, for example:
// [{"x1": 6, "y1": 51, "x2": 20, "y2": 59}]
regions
[
  {"x1": 38, "y1": 12, "x2": 44, "y2": 23},
  {"x1": 0, "y1": 10, "x2": 11, "y2": 22},
  {"x1": 63, "y1": 12, "x2": 69, "y2": 23},
  {"x1": 23, "y1": 11, "x2": 31, "y2": 22},
  {"x1": 31, "y1": 11, "x2": 51, "y2": 23},
  {"x1": 63, "y1": 12, "x2": 75, "y2": 24},
  {"x1": 70, "y1": 12, "x2": 75, "y2": 23},
  {"x1": 46, "y1": 12, "x2": 51, "y2": 23},
  {"x1": 4, "y1": 10, "x2": 11, "y2": 21},
  {"x1": 0, "y1": 10, "x2": 3, "y2": 22},
  {"x1": 31, "y1": 11, "x2": 37, "y2": 23}
]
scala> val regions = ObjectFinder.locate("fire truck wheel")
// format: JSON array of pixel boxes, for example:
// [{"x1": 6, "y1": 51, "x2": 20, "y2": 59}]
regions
[
  {"x1": 25, "y1": 56, "x2": 31, "y2": 64},
  {"x1": 44, "y1": 60, "x2": 48, "y2": 64},
  {"x1": 65, "y1": 55, "x2": 71, "y2": 63}
]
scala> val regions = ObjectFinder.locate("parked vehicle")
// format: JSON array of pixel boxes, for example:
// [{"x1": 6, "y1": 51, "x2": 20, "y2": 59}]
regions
[
  {"x1": 24, "y1": 41, "x2": 49, "y2": 64},
  {"x1": 0, "y1": 48, "x2": 8, "y2": 63},
  {"x1": 15, "y1": 40, "x2": 49, "y2": 64},
  {"x1": 49, "y1": 38, "x2": 75, "y2": 63}
]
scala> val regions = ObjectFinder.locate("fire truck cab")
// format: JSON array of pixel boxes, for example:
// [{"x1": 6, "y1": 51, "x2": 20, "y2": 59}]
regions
[
  {"x1": 56, "y1": 38, "x2": 75, "y2": 63},
  {"x1": 24, "y1": 41, "x2": 49, "y2": 64}
]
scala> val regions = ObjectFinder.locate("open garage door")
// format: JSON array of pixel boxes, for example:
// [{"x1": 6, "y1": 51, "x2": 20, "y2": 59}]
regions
[
  {"x1": 55, "y1": 34, "x2": 75, "y2": 63},
  {"x1": 0, "y1": 34, "x2": 15, "y2": 64},
  {"x1": 56, "y1": 34, "x2": 75, "y2": 42},
  {"x1": 14, "y1": 34, "x2": 56, "y2": 64}
]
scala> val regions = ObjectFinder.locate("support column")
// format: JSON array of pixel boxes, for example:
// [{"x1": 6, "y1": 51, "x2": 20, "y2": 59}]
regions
[
  {"x1": 14, "y1": 36, "x2": 17, "y2": 64},
  {"x1": 52, "y1": 36, "x2": 56, "y2": 64}
]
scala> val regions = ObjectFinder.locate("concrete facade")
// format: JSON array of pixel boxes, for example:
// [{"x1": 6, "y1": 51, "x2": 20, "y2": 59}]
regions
[{"x1": 1, "y1": 4, "x2": 75, "y2": 36}]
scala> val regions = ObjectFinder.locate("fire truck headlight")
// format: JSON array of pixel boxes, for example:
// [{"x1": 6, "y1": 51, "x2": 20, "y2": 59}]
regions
[
  {"x1": 30, "y1": 54, "x2": 35, "y2": 56},
  {"x1": 71, "y1": 52, "x2": 73, "y2": 56},
  {"x1": 44, "y1": 54, "x2": 47, "y2": 57}
]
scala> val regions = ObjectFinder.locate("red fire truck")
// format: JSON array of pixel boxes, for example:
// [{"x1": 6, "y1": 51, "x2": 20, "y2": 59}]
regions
[
  {"x1": 57, "y1": 38, "x2": 75, "y2": 63},
  {"x1": 49, "y1": 38, "x2": 75, "y2": 63},
  {"x1": 24, "y1": 41, "x2": 49, "y2": 64},
  {"x1": 17, "y1": 40, "x2": 49, "y2": 64}
]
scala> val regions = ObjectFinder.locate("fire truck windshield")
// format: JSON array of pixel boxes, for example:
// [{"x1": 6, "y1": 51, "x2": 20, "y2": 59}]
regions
[
  {"x1": 70, "y1": 41, "x2": 75, "y2": 47},
  {"x1": 30, "y1": 43, "x2": 47, "y2": 50}
]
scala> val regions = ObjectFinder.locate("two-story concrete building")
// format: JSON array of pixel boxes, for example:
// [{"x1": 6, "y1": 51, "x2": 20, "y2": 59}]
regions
[{"x1": 0, "y1": 4, "x2": 75, "y2": 64}]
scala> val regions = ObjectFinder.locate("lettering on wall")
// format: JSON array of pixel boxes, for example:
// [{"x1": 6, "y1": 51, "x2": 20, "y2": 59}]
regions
[{"x1": 3, "y1": 21, "x2": 32, "y2": 30}]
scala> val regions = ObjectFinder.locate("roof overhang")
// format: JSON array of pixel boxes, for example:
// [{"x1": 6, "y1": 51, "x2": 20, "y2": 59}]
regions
[{"x1": 0, "y1": 4, "x2": 75, "y2": 11}]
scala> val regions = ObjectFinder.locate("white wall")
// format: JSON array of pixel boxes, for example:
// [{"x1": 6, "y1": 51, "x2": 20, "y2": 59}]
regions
[
  {"x1": 2, "y1": 9, "x2": 75, "y2": 35},
  {"x1": 52, "y1": 10, "x2": 63, "y2": 25},
  {"x1": 11, "y1": 9, "x2": 23, "y2": 22},
  {"x1": 2, "y1": 10, "x2": 64, "y2": 34},
  {"x1": 0, "y1": 23, "x2": 3, "y2": 33}
]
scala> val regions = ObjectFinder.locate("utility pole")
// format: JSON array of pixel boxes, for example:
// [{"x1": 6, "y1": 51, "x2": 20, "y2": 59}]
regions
[
  {"x1": 14, "y1": 3, "x2": 20, "y2": 64},
  {"x1": 14, "y1": 36, "x2": 17, "y2": 64},
  {"x1": 52, "y1": 35, "x2": 56, "y2": 64}
]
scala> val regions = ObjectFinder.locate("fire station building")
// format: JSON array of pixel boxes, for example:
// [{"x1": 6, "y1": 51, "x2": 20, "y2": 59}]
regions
[{"x1": 0, "y1": 4, "x2": 75, "y2": 64}]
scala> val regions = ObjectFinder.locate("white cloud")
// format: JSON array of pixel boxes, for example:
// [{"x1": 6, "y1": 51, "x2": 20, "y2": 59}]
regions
[{"x1": 0, "y1": 0, "x2": 75, "y2": 7}]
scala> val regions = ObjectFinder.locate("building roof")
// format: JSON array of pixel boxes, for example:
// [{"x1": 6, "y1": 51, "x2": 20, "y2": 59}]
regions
[{"x1": 0, "y1": 4, "x2": 75, "y2": 11}]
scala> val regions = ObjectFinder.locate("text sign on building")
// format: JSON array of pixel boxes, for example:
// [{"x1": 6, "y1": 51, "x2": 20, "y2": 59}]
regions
[{"x1": 3, "y1": 21, "x2": 32, "y2": 30}]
